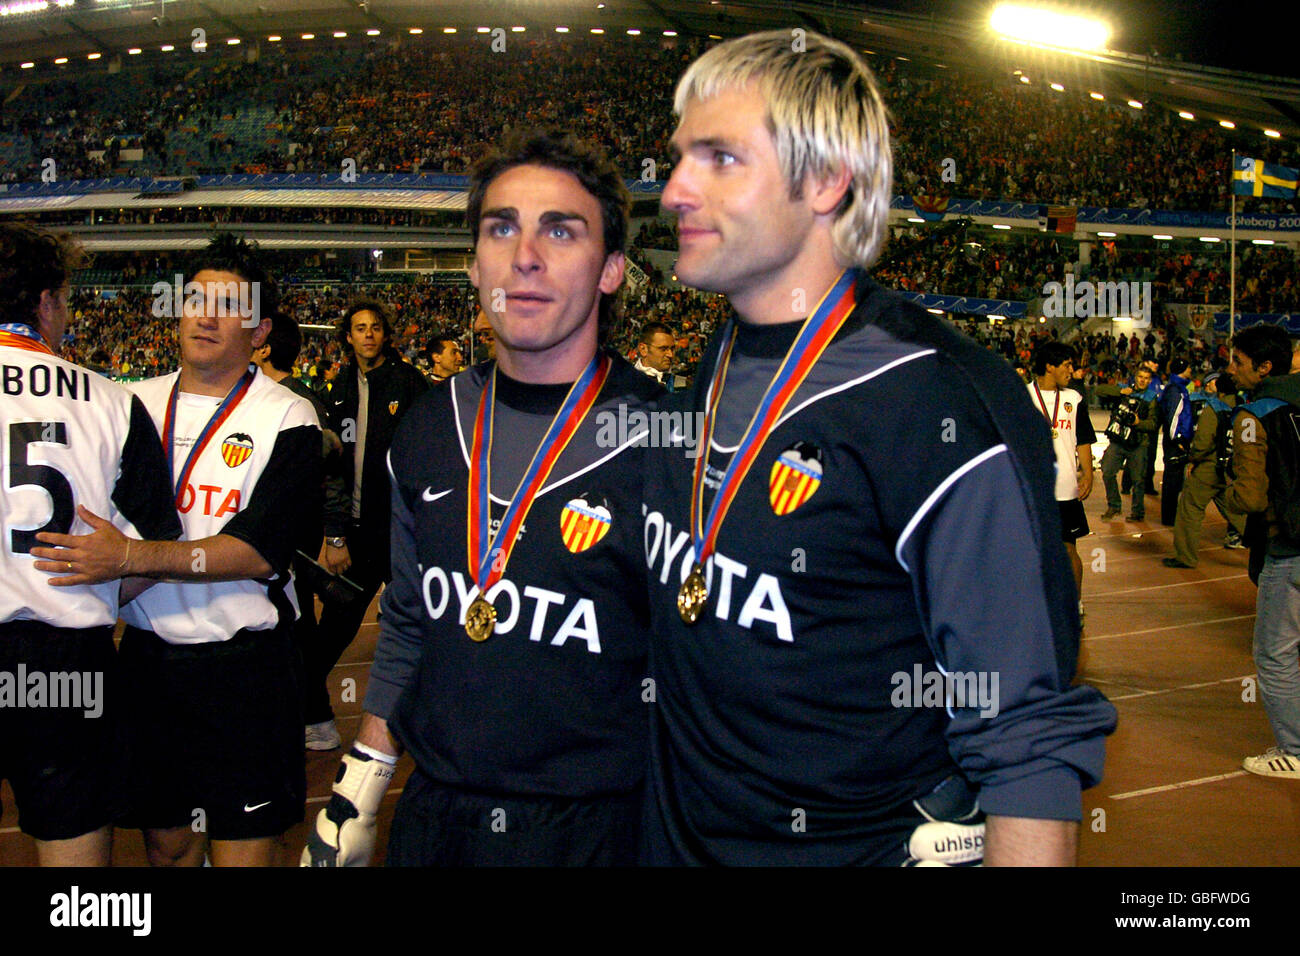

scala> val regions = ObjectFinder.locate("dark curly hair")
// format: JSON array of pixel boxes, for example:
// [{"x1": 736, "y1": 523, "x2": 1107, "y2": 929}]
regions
[
  {"x1": 1232, "y1": 324, "x2": 1293, "y2": 379},
  {"x1": 337, "y1": 297, "x2": 394, "y2": 350},
  {"x1": 0, "y1": 222, "x2": 85, "y2": 330}
]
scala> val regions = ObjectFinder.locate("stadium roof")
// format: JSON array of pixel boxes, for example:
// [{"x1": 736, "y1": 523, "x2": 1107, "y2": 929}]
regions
[{"x1": 1, "y1": 1, "x2": 1297, "y2": 138}]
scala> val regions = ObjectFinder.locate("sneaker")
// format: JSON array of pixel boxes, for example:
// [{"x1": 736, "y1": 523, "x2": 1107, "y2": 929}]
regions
[
  {"x1": 1127, "y1": 513, "x2": 1145, "y2": 521},
  {"x1": 1243, "y1": 747, "x2": 1300, "y2": 778},
  {"x1": 1224, "y1": 532, "x2": 1246, "y2": 550},
  {"x1": 305, "y1": 720, "x2": 341, "y2": 751},
  {"x1": 1100, "y1": 508, "x2": 1121, "y2": 520},
  {"x1": 1162, "y1": 557, "x2": 1195, "y2": 569}
]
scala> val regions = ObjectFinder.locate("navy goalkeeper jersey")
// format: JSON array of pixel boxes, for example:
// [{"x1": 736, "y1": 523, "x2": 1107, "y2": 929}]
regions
[
  {"x1": 641, "y1": 274, "x2": 1117, "y2": 865},
  {"x1": 369, "y1": 355, "x2": 661, "y2": 799}
]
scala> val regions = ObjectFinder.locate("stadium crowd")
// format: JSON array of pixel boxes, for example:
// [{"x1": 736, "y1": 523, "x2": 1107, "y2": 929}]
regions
[
  {"x1": 3, "y1": 36, "x2": 1298, "y2": 214},
  {"x1": 60, "y1": 269, "x2": 729, "y2": 386}
]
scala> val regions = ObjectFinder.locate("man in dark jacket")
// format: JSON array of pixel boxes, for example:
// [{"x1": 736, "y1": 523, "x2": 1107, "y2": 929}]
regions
[
  {"x1": 1158, "y1": 357, "x2": 1195, "y2": 525},
  {"x1": 1225, "y1": 325, "x2": 1300, "y2": 778},
  {"x1": 307, "y1": 299, "x2": 428, "y2": 750},
  {"x1": 1163, "y1": 372, "x2": 1245, "y2": 567}
]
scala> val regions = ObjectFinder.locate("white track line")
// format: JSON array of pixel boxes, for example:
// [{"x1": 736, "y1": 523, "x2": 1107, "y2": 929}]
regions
[
  {"x1": 1083, "y1": 613, "x2": 1256, "y2": 642},
  {"x1": 1086, "y1": 678, "x2": 1153, "y2": 692},
  {"x1": 1109, "y1": 770, "x2": 1249, "y2": 800},
  {"x1": 1086, "y1": 525, "x2": 1177, "y2": 540},
  {"x1": 1085, "y1": 544, "x2": 1239, "y2": 567},
  {"x1": 1091, "y1": 573, "x2": 1248, "y2": 597},
  {"x1": 1106, "y1": 674, "x2": 1254, "y2": 702}
]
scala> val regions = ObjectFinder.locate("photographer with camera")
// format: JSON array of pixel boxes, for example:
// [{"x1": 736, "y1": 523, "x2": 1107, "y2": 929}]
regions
[{"x1": 1096, "y1": 366, "x2": 1160, "y2": 521}]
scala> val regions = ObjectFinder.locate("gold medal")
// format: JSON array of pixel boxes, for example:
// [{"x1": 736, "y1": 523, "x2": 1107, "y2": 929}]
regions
[
  {"x1": 465, "y1": 357, "x2": 612, "y2": 644},
  {"x1": 465, "y1": 595, "x2": 497, "y2": 642},
  {"x1": 682, "y1": 271, "x2": 858, "y2": 628},
  {"x1": 677, "y1": 563, "x2": 709, "y2": 624},
  {"x1": 1052, "y1": 428, "x2": 1059, "y2": 439}
]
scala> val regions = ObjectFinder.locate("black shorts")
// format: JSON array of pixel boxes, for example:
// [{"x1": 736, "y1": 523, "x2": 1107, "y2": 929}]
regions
[
  {"x1": 118, "y1": 625, "x2": 305, "y2": 841},
  {"x1": 1059, "y1": 498, "x2": 1090, "y2": 543},
  {"x1": 0, "y1": 620, "x2": 129, "y2": 841},
  {"x1": 386, "y1": 770, "x2": 641, "y2": 866}
]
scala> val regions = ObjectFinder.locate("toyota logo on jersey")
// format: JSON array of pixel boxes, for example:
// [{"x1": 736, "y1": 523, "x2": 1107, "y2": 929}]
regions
[
  {"x1": 221, "y1": 432, "x2": 254, "y2": 468},
  {"x1": 769, "y1": 442, "x2": 823, "y2": 516},
  {"x1": 560, "y1": 495, "x2": 612, "y2": 554}
]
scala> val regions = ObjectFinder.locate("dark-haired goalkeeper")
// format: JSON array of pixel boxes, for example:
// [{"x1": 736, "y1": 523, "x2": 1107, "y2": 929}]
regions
[{"x1": 303, "y1": 131, "x2": 660, "y2": 866}]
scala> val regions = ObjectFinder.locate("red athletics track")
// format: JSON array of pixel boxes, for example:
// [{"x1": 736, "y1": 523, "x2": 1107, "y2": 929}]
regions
[{"x1": 1, "y1": 442, "x2": 1294, "y2": 865}]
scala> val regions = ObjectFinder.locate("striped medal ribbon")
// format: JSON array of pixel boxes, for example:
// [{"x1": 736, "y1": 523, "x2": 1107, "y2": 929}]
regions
[
  {"x1": 161, "y1": 366, "x2": 256, "y2": 508},
  {"x1": 0, "y1": 323, "x2": 54, "y2": 356},
  {"x1": 679, "y1": 269, "x2": 858, "y2": 624},
  {"x1": 464, "y1": 354, "x2": 611, "y2": 642}
]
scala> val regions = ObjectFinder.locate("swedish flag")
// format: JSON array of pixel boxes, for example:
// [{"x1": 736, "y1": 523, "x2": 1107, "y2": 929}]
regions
[{"x1": 1232, "y1": 156, "x2": 1299, "y2": 198}]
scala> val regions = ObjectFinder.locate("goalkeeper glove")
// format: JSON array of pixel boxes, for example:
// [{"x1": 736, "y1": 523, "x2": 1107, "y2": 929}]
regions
[
  {"x1": 300, "y1": 745, "x2": 396, "y2": 867},
  {"x1": 903, "y1": 774, "x2": 985, "y2": 867}
]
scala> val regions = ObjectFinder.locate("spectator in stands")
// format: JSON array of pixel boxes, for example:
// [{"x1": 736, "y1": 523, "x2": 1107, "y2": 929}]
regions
[
  {"x1": 427, "y1": 330, "x2": 463, "y2": 383},
  {"x1": 633, "y1": 321, "x2": 676, "y2": 388}
]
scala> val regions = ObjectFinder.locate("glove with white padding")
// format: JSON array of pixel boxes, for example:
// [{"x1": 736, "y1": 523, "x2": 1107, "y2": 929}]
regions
[
  {"x1": 903, "y1": 774, "x2": 985, "y2": 867},
  {"x1": 300, "y1": 744, "x2": 396, "y2": 867}
]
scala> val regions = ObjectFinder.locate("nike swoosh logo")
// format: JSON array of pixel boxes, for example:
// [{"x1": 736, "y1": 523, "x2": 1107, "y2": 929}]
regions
[
  {"x1": 423, "y1": 487, "x2": 452, "y2": 502},
  {"x1": 244, "y1": 801, "x2": 271, "y2": 813}
]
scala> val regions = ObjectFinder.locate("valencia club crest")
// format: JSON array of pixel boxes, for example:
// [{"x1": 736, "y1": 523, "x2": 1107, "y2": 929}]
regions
[
  {"x1": 560, "y1": 494, "x2": 612, "y2": 554},
  {"x1": 221, "y1": 432, "x2": 254, "y2": 468},
  {"x1": 768, "y1": 442, "x2": 823, "y2": 516}
]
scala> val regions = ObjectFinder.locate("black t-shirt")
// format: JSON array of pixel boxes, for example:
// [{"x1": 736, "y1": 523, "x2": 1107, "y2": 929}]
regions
[
  {"x1": 369, "y1": 354, "x2": 663, "y2": 798},
  {"x1": 640, "y1": 276, "x2": 1117, "y2": 864}
]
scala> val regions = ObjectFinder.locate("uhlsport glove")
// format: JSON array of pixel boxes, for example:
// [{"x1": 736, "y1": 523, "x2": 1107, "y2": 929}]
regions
[
  {"x1": 903, "y1": 774, "x2": 985, "y2": 867},
  {"x1": 301, "y1": 745, "x2": 396, "y2": 867}
]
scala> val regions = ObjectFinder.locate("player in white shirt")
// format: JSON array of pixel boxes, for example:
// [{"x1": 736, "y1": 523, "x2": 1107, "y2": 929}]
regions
[
  {"x1": 1, "y1": 223, "x2": 180, "y2": 865},
  {"x1": 1028, "y1": 342, "x2": 1095, "y2": 611},
  {"x1": 33, "y1": 234, "x2": 320, "y2": 866}
]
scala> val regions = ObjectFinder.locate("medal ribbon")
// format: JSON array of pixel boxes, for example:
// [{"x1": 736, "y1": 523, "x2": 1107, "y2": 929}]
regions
[
  {"x1": 467, "y1": 354, "x2": 611, "y2": 595},
  {"x1": 0, "y1": 323, "x2": 54, "y2": 356},
  {"x1": 1032, "y1": 382, "x2": 1060, "y2": 431},
  {"x1": 161, "y1": 366, "x2": 257, "y2": 507},
  {"x1": 690, "y1": 269, "x2": 858, "y2": 567}
]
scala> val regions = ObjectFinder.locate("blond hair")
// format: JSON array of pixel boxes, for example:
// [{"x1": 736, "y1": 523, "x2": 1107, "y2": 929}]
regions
[{"x1": 674, "y1": 30, "x2": 892, "y2": 271}]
